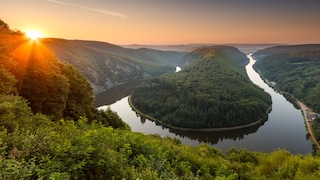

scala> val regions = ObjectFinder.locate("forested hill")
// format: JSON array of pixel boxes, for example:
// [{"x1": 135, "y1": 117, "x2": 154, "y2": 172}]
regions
[
  {"x1": 131, "y1": 46, "x2": 272, "y2": 129},
  {"x1": 42, "y1": 38, "x2": 186, "y2": 93},
  {"x1": 253, "y1": 44, "x2": 320, "y2": 60},
  {"x1": 179, "y1": 46, "x2": 250, "y2": 68},
  {"x1": 254, "y1": 50, "x2": 320, "y2": 112}
]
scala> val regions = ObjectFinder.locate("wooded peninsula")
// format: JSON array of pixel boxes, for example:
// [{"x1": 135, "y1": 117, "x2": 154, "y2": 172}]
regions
[{"x1": 131, "y1": 46, "x2": 272, "y2": 129}]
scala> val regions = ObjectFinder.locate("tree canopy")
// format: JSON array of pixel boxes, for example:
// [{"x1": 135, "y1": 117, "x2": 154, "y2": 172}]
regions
[{"x1": 254, "y1": 50, "x2": 320, "y2": 112}]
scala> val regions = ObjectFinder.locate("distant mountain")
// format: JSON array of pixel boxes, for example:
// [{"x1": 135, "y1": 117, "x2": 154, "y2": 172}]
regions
[
  {"x1": 122, "y1": 44, "x2": 202, "y2": 52},
  {"x1": 131, "y1": 46, "x2": 271, "y2": 129},
  {"x1": 123, "y1": 44, "x2": 277, "y2": 54},
  {"x1": 42, "y1": 38, "x2": 186, "y2": 93},
  {"x1": 177, "y1": 45, "x2": 263, "y2": 68},
  {"x1": 253, "y1": 44, "x2": 320, "y2": 60}
]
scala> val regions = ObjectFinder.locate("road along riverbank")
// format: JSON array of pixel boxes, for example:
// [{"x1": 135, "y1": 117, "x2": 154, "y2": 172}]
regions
[{"x1": 298, "y1": 101, "x2": 320, "y2": 150}]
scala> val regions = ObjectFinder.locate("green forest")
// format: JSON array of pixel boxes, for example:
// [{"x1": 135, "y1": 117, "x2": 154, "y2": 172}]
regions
[
  {"x1": 2, "y1": 19, "x2": 320, "y2": 179},
  {"x1": 311, "y1": 117, "x2": 320, "y2": 147},
  {"x1": 253, "y1": 50, "x2": 320, "y2": 112},
  {"x1": 131, "y1": 46, "x2": 272, "y2": 129}
]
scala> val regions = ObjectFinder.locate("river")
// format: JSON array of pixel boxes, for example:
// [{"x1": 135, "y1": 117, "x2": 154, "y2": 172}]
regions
[{"x1": 98, "y1": 53, "x2": 312, "y2": 154}]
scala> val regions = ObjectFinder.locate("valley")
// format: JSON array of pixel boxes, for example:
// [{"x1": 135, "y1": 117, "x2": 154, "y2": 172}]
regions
[
  {"x1": 39, "y1": 37, "x2": 320, "y2": 153},
  {"x1": 2, "y1": 0, "x2": 320, "y2": 177},
  {"x1": 91, "y1": 42, "x2": 318, "y2": 152}
]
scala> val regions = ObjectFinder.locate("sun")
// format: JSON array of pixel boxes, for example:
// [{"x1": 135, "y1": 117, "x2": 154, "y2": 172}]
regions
[{"x1": 26, "y1": 30, "x2": 44, "y2": 40}]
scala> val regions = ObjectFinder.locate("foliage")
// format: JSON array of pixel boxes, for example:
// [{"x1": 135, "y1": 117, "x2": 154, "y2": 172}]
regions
[
  {"x1": 0, "y1": 95, "x2": 33, "y2": 132},
  {"x1": 131, "y1": 46, "x2": 271, "y2": 128},
  {"x1": 254, "y1": 50, "x2": 320, "y2": 112},
  {"x1": 59, "y1": 63, "x2": 93, "y2": 120},
  {"x1": 0, "y1": 94, "x2": 320, "y2": 179},
  {"x1": 0, "y1": 19, "x2": 15, "y2": 34},
  {"x1": 0, "y1": 34, "x2": 17, "y2": 95},
  {"x1": 0, "y1": 67, "x2": 17, "y2": 95},
  {"x1": 90, "y1": 107, "x2": 130, "y2": 130},
  {"x1": 312, "y1": 117, "x2": 320, "y2": 149}
]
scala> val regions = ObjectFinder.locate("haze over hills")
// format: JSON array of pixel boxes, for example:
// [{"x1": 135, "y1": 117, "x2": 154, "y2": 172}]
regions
[
  {"x1": 123, "y1": 44, "x2": 278, "y2": 54},
  {"x1": 42, "y1": 38, "x2": 187, "y2": 93}
]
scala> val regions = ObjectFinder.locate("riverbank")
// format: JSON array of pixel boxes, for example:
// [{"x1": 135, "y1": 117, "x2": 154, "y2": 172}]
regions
[
  {"x1": 298, "y1": 100, "x2": 320, "y2": 150},
  {"x1": 128, "y1": 95, "x2": 271, "y2": 132},
  {"x1": 255, "y1": 70, "x2": 320, "y2": 150},
  {"x1": 94, "y1": 80, "x2": 143, "y2": 107}
]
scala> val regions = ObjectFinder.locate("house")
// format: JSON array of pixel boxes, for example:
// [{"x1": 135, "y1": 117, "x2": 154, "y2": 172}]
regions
[{"x1": 310, "y1": 113, "x2": 320, "y2": 121}]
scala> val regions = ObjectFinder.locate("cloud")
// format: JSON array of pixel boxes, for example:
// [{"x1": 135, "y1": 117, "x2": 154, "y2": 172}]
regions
[{"x1": 45, "y1": 0, "x2": 127, "y2": 19}]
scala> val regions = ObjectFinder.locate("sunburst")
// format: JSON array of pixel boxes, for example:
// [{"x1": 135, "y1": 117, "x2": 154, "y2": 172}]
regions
[{"x1": 25, "y1": 30, "x2": 44, "y2": 40}]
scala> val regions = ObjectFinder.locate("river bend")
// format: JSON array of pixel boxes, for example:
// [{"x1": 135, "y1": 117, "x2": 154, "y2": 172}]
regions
[{"x1": 98, "y1": 53, "x2": 312, "y2": 154}]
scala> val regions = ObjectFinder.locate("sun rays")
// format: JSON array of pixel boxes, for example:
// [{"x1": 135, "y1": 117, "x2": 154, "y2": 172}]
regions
[{"x1": 11, "y1": 36, "x2": 55, "y2": 92}]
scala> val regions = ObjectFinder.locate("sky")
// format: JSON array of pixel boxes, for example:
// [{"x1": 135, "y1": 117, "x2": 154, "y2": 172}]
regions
[{"x1": 1, "y1": 0, "x2": 320, "y2": 45}]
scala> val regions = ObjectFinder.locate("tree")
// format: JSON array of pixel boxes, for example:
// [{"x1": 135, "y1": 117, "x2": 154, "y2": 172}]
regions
[
  {"x1": 0, "y1": 19, "x2": 10, "y2": 32},
  {"x1": 59, "y1": 64, "x2": 93, "y2": 120},
  {"x1": 0, "y1": 95, "x2": 33, "y2": 132},
  {"x1": 0, "y1": 67, "x2": 17, "y2": 95}
]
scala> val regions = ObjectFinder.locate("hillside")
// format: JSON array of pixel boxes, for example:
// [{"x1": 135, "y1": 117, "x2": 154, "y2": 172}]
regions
[
  {"x1": 0, "y1": 21, "x2": 128, "y2": 129},
  {"x1": 253, "y1": 44, "x2": 320, "y2": 60},
  {"x1": 42, "y1": 38, "x2": 186, "y2": 93},
  {"x1": 254, "y1": 50, "x2": 320, "y2": 112},
  {"x1": 131, "y1": 46, "x2": 271, "y2": 129}
]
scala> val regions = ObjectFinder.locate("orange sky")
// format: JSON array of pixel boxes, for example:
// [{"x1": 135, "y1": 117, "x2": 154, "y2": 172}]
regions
[{"x1": 1, "y1": 0, "x2": 320, "y2": 45}]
